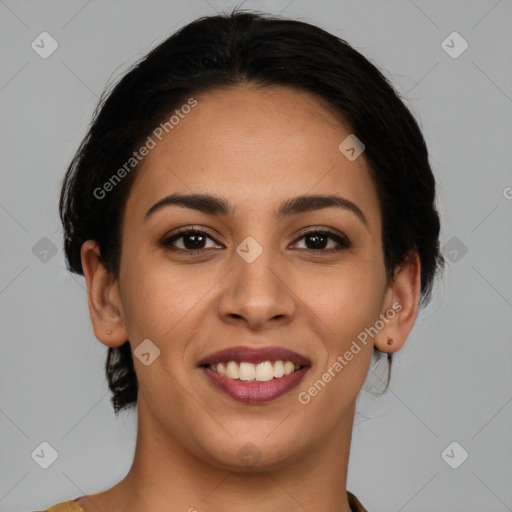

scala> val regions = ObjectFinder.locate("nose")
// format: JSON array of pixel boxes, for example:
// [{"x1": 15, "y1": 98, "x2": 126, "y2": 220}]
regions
[{"x1": 217, "y1": 245, "x2": 296, "y2": 330}]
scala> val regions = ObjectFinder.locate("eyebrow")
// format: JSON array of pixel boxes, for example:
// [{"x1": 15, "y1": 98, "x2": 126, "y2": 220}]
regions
[{"x1": 144, "y1": 192, "x2": 368, "y2": 227}]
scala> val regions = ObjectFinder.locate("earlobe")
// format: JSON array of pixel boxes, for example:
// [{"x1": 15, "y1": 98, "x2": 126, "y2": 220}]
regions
[
  {"x1": 374, "y1": 251, "x2": 421, "y2": 354},
  {"x1": 81, "y1": 240, "x2": 128, "y2": 348}
]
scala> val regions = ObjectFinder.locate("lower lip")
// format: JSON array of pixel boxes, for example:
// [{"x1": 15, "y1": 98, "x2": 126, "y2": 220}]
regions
[{"x1": 200, "y1": 366, "x2": 309, "y2": 403}]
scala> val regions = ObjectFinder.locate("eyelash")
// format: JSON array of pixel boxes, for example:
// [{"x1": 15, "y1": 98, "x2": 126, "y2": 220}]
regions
[{"x1": 159, "y1": 226, "x2": 352, "y2": 255}]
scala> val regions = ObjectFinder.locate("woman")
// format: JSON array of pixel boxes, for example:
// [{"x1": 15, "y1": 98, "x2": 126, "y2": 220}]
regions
[{"x1": 46, "y1": 9, "x2": 444, "y2": 512}]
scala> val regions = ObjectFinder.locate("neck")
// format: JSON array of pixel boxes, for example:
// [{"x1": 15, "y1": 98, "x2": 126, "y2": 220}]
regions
[{"x1": 83, "y1": 396, "x2": 356, "y2": 512}]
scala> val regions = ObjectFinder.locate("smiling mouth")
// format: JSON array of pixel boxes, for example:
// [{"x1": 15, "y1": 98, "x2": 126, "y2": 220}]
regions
[
  {"x1": 202, "y1": 360, "x2": 305, "y2": 382},
  {"x1": 200, "y1": 362, "x2": 309, "y2": 403},
  {"x1": 197, "y1": 345, "x2": 311, "y2": 402}
]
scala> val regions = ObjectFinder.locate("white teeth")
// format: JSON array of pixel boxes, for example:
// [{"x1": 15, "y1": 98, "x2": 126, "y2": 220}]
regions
[
  {"x1": 208, "y1": 360, "x2": 302, "y2": 381},
  {"x1": 239, "y1": 362, "x2": 256, "y2": 381},
  {"x1": 274, "y1": 360, "x2": 285, "y2": 378},
  {"x1": 255, "y1": 361, "x2": 274, "y2": 381},
  {"x1": 284, "y1": 361, "x2": 295, "y2": 376},
  {"x1": 226, "y1": 361, "x2": 238, "y2": 379}
]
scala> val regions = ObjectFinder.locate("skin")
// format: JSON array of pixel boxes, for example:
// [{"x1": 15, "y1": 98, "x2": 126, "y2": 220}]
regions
[{"x1": 79, "y1": 84, "x2": 421, "y2": 512}]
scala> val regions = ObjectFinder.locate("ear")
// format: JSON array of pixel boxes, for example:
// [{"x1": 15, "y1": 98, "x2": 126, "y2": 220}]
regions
[
  {"x1": 374, "y1": 251, "x2": 421, "y2": 354},
  {"x1": 81, "y1": 240, "x2": 128, "y2": 348}
]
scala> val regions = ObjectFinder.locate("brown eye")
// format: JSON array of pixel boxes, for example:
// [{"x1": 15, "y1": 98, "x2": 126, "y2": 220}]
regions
[
  {"x1": 160, "y1": 228, "x2": 222, "y2": 253},
  {"x1": 292, "y1": 230, "x2": 351, "y2": 253},
  {"x1": 160, "y1": 227, "x2": 351, "y2": 255}
]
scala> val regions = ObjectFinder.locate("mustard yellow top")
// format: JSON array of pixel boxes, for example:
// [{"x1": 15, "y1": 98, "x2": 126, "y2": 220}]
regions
[
  {"x1": 40, "y1": 500, "x2": 83, "y2": 512},
  {"x1": 40, "y1": 491, "x2": 368, "y2": 511}
]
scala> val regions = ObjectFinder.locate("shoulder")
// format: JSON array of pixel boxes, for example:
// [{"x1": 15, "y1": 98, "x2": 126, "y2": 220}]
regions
[
  {"x1": 347, "y1": 490, "x2": 370, "y2": 512},
  {"x1": 33, "y1": 500, "x2": 84, "y2": 512}
]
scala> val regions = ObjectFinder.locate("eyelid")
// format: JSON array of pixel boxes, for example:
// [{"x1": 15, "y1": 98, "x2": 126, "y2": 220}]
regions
[
  {"x1": 169, "y1": 225, "x2": 219, "y2": 239},
  {"x1": 293, "y1": 225, "x2": 347, "y2": 239}
]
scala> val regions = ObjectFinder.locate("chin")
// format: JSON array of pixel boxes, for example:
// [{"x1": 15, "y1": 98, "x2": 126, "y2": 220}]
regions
[{"x1": 198, "y1": 436, "x2": 304, "y2": 473}]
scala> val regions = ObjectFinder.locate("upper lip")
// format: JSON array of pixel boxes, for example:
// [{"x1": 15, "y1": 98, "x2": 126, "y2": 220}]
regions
[{"x1": 197, "y1": 345, "x2": 311, "y2": 367}]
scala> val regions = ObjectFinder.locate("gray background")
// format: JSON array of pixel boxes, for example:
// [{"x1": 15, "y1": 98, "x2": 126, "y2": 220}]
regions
[{"x1": 1, "y1": 1, "x2": 511, "y2": 511}]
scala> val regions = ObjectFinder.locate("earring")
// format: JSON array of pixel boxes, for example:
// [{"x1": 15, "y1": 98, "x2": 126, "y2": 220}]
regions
[
  {"x1": 387, "y1": 337, "x2": 393, "y2": 345},
  {"x1": 106, "y1": 330, "x2": 112, "y2": 334}
]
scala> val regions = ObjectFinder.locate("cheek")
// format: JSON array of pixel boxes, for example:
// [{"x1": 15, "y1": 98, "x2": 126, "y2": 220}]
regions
[
  {"x1": 119, "y1": 252, "x2": 218, "y2": 345},
  {"x1": 297, "y1": 256, "x2": 386, "y2": 337},
  {"x1": 118, "y1": 247, "x2": 173, "y2": 341},
  {"x1": 299, "y1": 266, "x2": 382, "y2": 403}
]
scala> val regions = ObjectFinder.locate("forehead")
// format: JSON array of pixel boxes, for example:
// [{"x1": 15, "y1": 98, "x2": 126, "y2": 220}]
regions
[{"x1": 124, "y1": 84, "x2": 380, "y2": 228}]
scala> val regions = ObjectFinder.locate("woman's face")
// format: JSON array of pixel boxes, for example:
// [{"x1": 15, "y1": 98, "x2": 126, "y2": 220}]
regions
[{"x1": 100, "y1": 84, "x2": 405, "y2": 469}]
